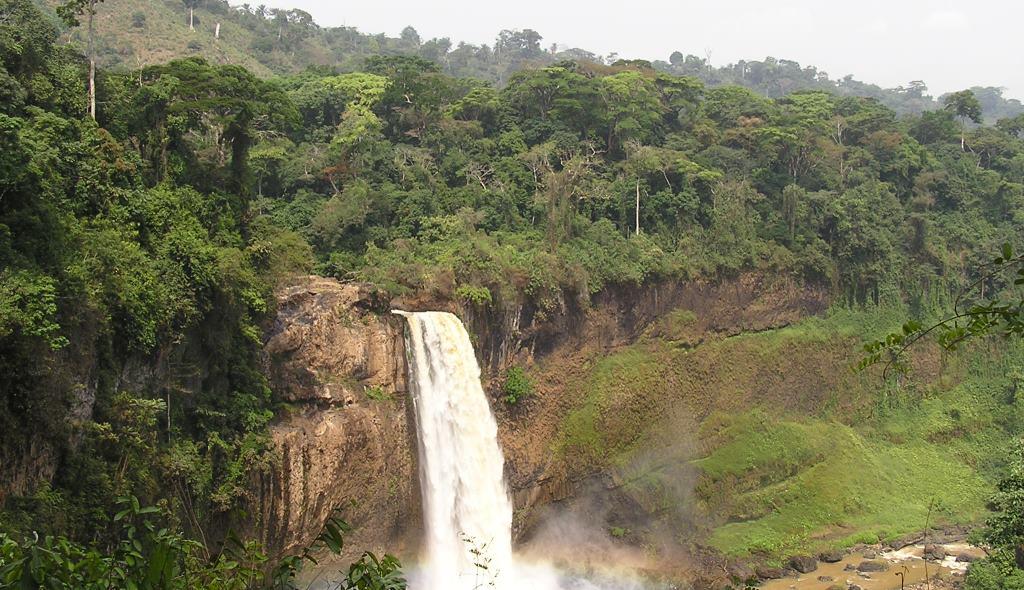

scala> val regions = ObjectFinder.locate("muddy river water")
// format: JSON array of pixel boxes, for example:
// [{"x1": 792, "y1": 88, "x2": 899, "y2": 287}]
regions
[{"x1": 761, "y1": 543, "x2": 987, "y2": 590}]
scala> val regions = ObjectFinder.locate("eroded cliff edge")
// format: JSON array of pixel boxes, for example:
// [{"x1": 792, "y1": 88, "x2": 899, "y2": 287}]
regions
[
  {"x1": 255, "y1": 273, "x2": 829, "y2": 561},
  {"x1": 254, "y1": 279, "x2": 417, "y2": 559}
]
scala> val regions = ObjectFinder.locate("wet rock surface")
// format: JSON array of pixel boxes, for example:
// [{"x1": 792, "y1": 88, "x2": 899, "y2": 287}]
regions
[
  {"x1": 790, "y1": 555, "x2": 819, "y2": 573},
  {"x1": 820, "y1": 550, "x2": 844, "y2": 563},
  {"x1": 254, "y1": 278, "x2": 416, "y2": 559},
  {"x1": 857, "y1": 561, "x2": 890, "y2": 572}
]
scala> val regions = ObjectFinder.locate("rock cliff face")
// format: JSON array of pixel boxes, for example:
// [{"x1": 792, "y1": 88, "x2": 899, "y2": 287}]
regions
[
  {"x1": 256, "y1": 273, "x2": 830, "y2": 560},
  {"x1": 254, "y1": 278, "x2": 418, "y2": 559}
]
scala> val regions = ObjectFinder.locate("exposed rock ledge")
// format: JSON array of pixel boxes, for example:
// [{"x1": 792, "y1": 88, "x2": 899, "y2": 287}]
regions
[
  {"x1": 251, "y1": 273, "x2": 829, "y2": 560},
  {"x1": 252, "y1": 278, "x2": 418, "y2": 559}
]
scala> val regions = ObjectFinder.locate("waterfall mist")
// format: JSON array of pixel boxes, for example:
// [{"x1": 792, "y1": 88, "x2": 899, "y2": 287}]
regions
[{"x1": 397, "y1": 311, "x2": 652, "y2": 590}]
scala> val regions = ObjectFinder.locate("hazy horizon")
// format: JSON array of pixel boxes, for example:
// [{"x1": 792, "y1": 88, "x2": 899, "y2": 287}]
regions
[{"x1": 248, "y1": 0, "x2": 1024, "y2": 102}]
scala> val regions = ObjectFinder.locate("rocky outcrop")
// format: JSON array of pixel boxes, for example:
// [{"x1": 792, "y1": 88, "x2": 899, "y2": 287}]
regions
[
  {"x1": 789, "y1": 555, "x2": 819, "y2": 574},
  {"x1": 494, "y1": 274, "x2": 830, "y2": 528},
  {"x1": 820, "y1": 550, "x2": 845, "y2": 563},
  {"x1": 255, "y1": 273, "x2": 830, "y2": 559},
  {"x1": 263, "y1": 279, "x2": 405, "y2": 405},
  {"x1": 254, "y1": 278, "x2": 417, "y2": 558},
  {"x1": 856, "y1": 560, "x2": 889, "y2": 572}
]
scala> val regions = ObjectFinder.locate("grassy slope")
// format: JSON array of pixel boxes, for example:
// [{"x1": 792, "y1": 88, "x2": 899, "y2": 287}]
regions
[
  {"x1": 42, "y1": 0, "x2": 278, "y2": 75},
  {"x1": 550, "y1": 307, "x2": 1024, "y2": 562}
]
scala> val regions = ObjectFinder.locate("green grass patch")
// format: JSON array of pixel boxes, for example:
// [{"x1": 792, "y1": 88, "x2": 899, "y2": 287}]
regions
[
  {"x1": 556, "y1": 346, "x2": 669, "y2": 465},
  {"x1": 552, "y1": 306, "x2": 1024, "y2": 561},
  {"x1": 703, "y1": 417, "x2": 989, "y2": 558}
]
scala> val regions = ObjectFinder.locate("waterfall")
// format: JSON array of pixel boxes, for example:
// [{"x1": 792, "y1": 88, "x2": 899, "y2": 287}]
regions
[
  {"x1": 396, "y1": 311, "x2": 515, "y2": 590},
  {"x1": 395, "y1": 311, "x2": 623, "y2": 590}
]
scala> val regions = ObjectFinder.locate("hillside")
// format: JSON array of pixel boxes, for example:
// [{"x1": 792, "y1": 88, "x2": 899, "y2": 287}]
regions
[
  {"x1": 4, "y1": 0, "x2": 1024, "y2": 587},
  {"x1": 41, "y1": 0, "x2": 1024, "y2": 121}
]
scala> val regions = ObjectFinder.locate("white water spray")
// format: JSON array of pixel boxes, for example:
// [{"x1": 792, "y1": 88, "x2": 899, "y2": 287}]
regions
[
  {"x1": 396, "y1": 311, "x2": 628, "y2": 590},
  {"x1": 397, "y1": 311, "x2": 516, "y2": 590}
]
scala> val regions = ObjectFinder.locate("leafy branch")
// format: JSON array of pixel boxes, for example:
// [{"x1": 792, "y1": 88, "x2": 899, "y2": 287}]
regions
[{"x1": 860, "y1": 243, "x2": 1024, "y2": 378}]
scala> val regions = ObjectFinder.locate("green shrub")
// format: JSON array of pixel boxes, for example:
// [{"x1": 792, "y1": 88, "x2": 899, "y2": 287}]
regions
[
  {"x1": 964, "y1": 556, "x2": 1024, "y2": 590},
  {"x1": 455, "y1": 284, "x2": 493, "y2": 306},
  {"x1": 365, "y1": 385, "x2": 392, "y2": 402},
  {"x1": 502, "y1": 366, "x2": 534, "y2": 405}
]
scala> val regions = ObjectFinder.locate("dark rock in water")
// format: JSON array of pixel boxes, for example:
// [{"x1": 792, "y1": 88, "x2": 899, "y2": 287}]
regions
[
  {"x1": 756, "y1": 567, "x2": 786, "y2": 580},
  {"x1": 844, "y1": 564, "x2": 857, "y2": 572},
  {"x1": 818, "y1": 576, "x2": 835, "y2": 582},
  {"x1": 848, "y1": 585, "x2": 863, "y2": 590},
  {"x1": 826, "y1": 585, "x2": 844, "y2": 590},
  {"x1": 957, "y1": 553, "x2": 978, "y2": 563},
  {"x1": 924, "y1": 544, "x2": 946, "y2": 560},
  {"x1": 857, "y1": 572, "x2": 872, "y2": 580},
  {"x1": 861, "y1": 550, "x2": 878, "y2": 559},
  {"x1": 789, "y1": 555, "x2": 818, "y2": 574},
  {"x1": 819, "y1": 550, "x2": 844, "y2": 563},
  {"x1": 857, "y1": 561, "x2": 889, "y2": 572}
]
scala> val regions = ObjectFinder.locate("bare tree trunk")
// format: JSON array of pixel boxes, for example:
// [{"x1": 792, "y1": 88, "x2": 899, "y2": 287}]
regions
[
  {"x1": 189, "y1": 6, "x2": 194, "y2": 30},
  {"x1": 215, "y1": 22, "x2": 220, "y2": 39},
  {"x1": 87, "y1": 0, "x2": 95, "y2": 119},
  {"x1": 88, "y1": 59, "x2": 95, "y2": 119},
  {"x1": 635, "y1": 178, "x2": 641, "y2": 235}
]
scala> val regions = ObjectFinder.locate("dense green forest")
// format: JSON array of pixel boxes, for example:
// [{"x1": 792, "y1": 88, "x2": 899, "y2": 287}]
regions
[{"x1": 4, "y1": 0, "x2": 1024, "y2": 586}]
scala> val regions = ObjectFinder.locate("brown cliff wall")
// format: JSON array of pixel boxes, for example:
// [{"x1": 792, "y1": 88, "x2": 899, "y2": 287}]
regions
[{"x1": 257, "y1": 273, "x2": 829, "y2": 559}]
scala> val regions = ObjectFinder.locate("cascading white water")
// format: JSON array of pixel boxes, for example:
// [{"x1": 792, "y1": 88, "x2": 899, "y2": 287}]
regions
[
  {"x1": 396, "y1": 311, "x2": 516, "y2": 590},
  {"x1": 396, "y1": 311, "x2": 626, "y2": 590}
]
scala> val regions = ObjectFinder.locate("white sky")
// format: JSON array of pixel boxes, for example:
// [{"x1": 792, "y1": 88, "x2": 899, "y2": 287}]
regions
[{"x1": 252, "y1": 0, "x2": 1024, "y2": 100}]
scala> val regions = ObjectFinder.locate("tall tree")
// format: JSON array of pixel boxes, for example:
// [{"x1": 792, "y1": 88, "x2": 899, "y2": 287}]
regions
[
  {"x1": 943, "y1": 89, "x2": 983, "y2": 151},
  {"x1": 57, "y1": 0, "x2": 105, "y2": 119}
]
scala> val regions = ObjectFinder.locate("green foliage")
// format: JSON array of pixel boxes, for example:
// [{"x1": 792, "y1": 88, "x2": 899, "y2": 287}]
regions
[
  {"x1": 342, "y1": 552, "x2": 407, "y2": 590},
  {"x1": 0, "y1": 268, "x2": 67, "y2": 349},
  {"x1": 964, "y1": 558, "x2": 1024, "y2": 590},
  {"x1": 5, "y1": 0, "x2": 1024, "y2": 582},
  {"x1": 365, "y1": 386, "x2": 392, "y2": 402},
  {"x1": 555, "y1": 307, "x2": 1024, "y2": 559},
  {"x1": 946, "y1": 90, "x2": 984, "y2": 125},
  {"x1": 454, "y1": 284, "x2": 492, "y2": 306},
  {"x1": 0, "y1": 495, "x2": 263, "y2": 589},
  {"x1": 502, "y1": 366, "x2": 534, "y2": 405},
  {"x1": 862, "y1": 244, "x2": 1024, "y2": 376},
  {"x1": 983, "y1": 440, "x2": 1024, "y2": 549},
  {"x1": 0, "y1": 499, "x2": 406, "y2": 590},
  {"x1": 961, "y1": 441, "x2": 1024, "y2": 590}
]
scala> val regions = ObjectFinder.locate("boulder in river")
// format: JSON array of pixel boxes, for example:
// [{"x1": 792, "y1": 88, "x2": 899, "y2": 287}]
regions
[
  {"x1": 957, "y1": 553, "x2": 978, "y2": 563},
  {"x1": 819, "y1": 550, "x2": 844, "y2": 563},
  {"x1": 924, "y1": 544, "x2": 946, "y2": 560},
  {"x1": 789, "y1": 555, "x2": 818, "y2": 574},
  {"x1": 856, "y1": 560, "x2": 889, "y2": 572},
  {"x1": 818, "y1": 576, "x2": 835, "y2": 582}
]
